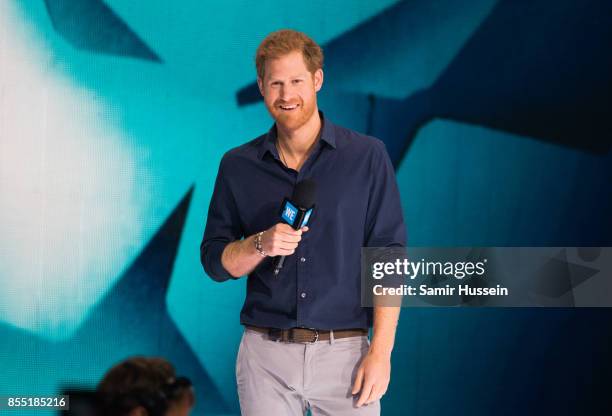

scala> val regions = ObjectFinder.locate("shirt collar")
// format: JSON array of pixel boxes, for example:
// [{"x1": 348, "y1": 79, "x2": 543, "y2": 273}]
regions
[{"x1": 257, "y1": 111, "x2": 336, "y2": 160}]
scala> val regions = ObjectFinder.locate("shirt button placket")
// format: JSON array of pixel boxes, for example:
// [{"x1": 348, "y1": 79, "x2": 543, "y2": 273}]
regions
[{"x1": 296, "y1": 244, "x2": 308, "y2": 327}]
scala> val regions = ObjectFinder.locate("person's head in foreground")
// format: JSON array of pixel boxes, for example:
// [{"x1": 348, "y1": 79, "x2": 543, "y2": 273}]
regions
[{"x1": 96, "y1": 356, "x2": 194, "y2": 416}]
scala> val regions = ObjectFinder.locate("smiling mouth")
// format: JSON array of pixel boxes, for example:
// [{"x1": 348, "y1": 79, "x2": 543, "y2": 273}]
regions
[{"x1": 279, "y1": 104, "x2": 299, "y2": 111}]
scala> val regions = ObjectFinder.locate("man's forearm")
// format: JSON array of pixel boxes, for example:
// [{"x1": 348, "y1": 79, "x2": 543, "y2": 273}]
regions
[
  {"x1": 369, "y1": 306, "x2": 400, "y2": 356},
  {"x1": 221, "y1": 235, "x2": 264, "y2": 278}
]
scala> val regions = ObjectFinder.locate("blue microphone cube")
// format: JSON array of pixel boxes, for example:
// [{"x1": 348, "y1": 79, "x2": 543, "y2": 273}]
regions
[{"x1": 279, "y1": 198, "x2": 314, "y2": 229}]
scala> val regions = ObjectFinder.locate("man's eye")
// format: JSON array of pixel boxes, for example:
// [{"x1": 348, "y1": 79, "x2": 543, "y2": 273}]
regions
[{"x1": 292, "y1": 79, "x2": 302, "y2": 84}]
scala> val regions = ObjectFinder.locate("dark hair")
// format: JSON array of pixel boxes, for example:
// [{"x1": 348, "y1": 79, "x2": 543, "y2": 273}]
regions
[{"x1": 96, "y1": 357, "x2": 194, "y2": 416}]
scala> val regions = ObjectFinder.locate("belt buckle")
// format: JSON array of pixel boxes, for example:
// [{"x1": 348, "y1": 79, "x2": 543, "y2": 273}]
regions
[{"x1": 307, "y1": 328, "x2": 319, "y2": 344}]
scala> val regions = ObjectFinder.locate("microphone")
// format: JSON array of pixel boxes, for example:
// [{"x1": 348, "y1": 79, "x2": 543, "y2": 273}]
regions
[{"x1": 273, "y1": 179, "x2": 317, "y2": 276}]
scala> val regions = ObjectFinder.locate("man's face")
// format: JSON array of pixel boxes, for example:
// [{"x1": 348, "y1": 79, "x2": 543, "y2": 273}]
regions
[{"x1": 258, "y1": 50, "x2": 323, "y2": 131}]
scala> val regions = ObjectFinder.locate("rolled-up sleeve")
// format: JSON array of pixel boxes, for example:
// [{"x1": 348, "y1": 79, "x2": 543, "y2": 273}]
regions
[
  {"x1": 364, "y1": 140, "x2": 407, "y2": 248},
  {"x1": 200, "y1": 155, "x2": 243, "y2": 282}
]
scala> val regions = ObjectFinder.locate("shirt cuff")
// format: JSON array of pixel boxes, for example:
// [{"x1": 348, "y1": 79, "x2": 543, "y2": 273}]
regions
[{"x1": 202, "y1": 240, "x2": 235, "y2": 282}]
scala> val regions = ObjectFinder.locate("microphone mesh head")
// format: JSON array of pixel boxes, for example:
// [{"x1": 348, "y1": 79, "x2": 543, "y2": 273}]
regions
[{"x1": 292, "y1": 179, "x2": 317, "y2": 208}]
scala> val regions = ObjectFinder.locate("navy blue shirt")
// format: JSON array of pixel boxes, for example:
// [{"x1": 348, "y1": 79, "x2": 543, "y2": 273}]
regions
[{"x1": 201, "y1": 112, "x2": 406, "y2": 330}]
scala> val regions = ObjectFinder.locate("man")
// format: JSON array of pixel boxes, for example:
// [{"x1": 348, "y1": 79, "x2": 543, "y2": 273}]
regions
[
  {"x1": 201, "y1": 29, "x2": 405, "y2": 415},
  {"x1": 96, "y1": 356, "x2": 195, "y2": 416}
]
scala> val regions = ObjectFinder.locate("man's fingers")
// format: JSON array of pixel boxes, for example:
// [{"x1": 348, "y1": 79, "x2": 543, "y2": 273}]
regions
[
  {"x1": 263, "y1": 223, "x2": 308, "y2": 255},
  {"x1": 351, "y1": 367, "x2": 364, "y2": 395},
  {"x1": 277, "y1": 233, "x2": 302, "y2": 243},
  {"x1": 276, "y1": 223, "x2": 301, "y2": 234},
  {"x1": 366, "y1": 384, "x2": 383, "y2": 404},
  {"x1": 274, "y1": 240, "x2": 298, "y2": 250},
  {"x1": 356, "y1": 381, "x2": 374, "y2": 407},
  {"x1": 273, "y1": 224, "x2": 309, "y2": 238}
]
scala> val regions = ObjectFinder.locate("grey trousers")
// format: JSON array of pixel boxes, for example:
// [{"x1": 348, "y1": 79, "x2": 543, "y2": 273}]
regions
[{"x1": 236, "y1": 327, "x2": 381, "y2": 415}]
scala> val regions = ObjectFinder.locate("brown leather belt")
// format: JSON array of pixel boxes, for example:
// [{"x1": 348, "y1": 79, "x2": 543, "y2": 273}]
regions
[{"x1": 246, "y1": 325, "x2": 368, "y2": 343}]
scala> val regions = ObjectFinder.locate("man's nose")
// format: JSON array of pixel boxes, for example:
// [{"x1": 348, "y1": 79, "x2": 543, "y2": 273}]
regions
[{"x1": 279, "y1": 84, "x2": 295, "y2": 101}]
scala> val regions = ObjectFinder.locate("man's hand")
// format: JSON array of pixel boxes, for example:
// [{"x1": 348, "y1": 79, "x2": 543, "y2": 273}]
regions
[
  {"x1": 261, "y1": 223, "x2": 308, "y2": 256},
  {"x1": 220, "y1": 223, "x2": 308, "y2": 278},
  {"x1": 352, "y1": 350, "x2": 391, "y2": 407}
]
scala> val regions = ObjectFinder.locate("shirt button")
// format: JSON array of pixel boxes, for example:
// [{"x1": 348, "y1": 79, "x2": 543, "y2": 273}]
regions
[
  {"x1": 300, "y1": 257, "x2": 306, "y2": 262},
  {"x1": 300, "y1": 292, "x2": 307, "y2": 299}
]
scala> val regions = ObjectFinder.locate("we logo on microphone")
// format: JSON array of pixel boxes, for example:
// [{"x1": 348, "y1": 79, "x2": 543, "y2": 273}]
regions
[
  {"x1": 281, "y1": 201, "x2": 298, "y2": 225},
  {"x1": 279, "y1": 199, "x2": 313, "y2": 229}
]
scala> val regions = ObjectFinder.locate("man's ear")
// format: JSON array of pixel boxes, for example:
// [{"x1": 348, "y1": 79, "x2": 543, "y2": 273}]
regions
[
  {"x1": 314, "y1": 69, "x2": 324, "y2": 92},
  {"x1": 257, "y1": 77, "x2": 264, "y2": 97}
]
